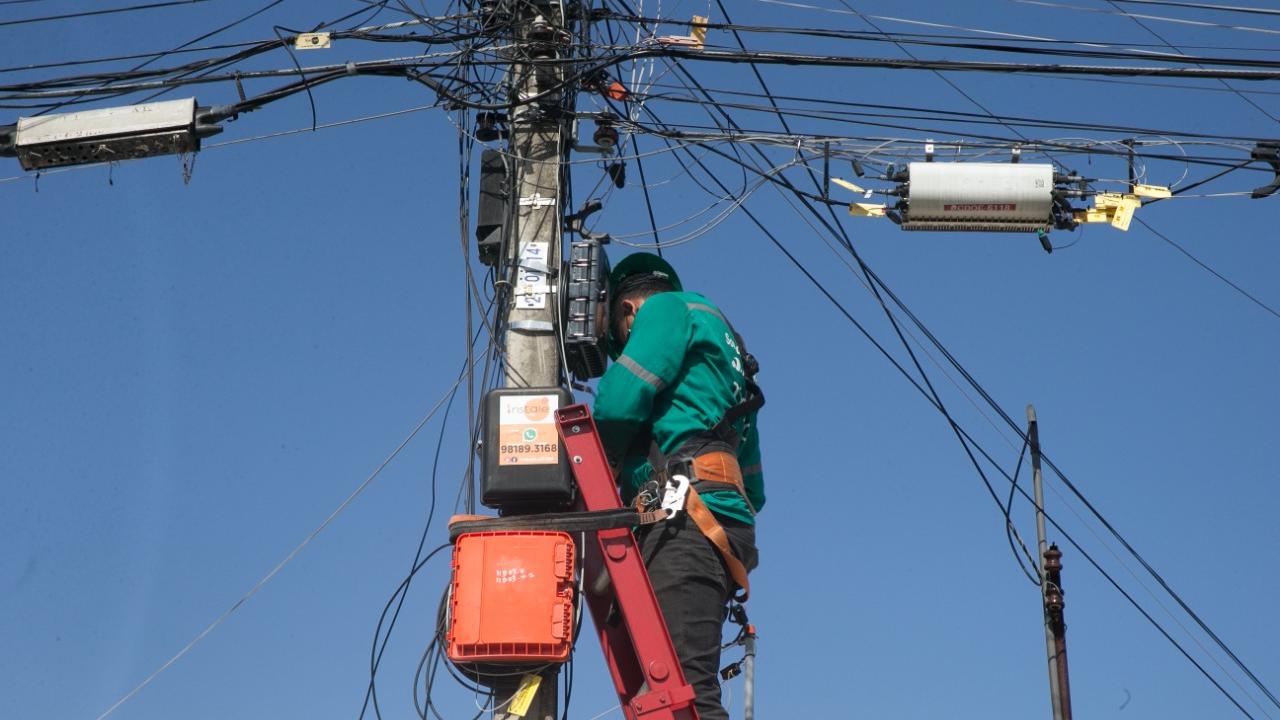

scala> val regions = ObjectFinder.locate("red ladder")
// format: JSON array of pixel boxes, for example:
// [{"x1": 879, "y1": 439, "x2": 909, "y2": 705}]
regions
[{"x1": 555, "y1": 404, "x2": 699, "y2": 720}]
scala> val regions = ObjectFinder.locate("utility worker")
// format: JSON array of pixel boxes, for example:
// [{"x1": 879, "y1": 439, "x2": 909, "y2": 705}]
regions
[{"x1": 592, "y1": 252, "x2": 764, "y2": 720}]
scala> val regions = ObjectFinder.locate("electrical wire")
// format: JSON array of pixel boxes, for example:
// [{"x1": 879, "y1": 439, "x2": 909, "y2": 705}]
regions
[
  {"x1": 361, "y1": 541, "x2": 453, "y2": 720},
  {"x1": 359, "y1": 328, "x2": 493, "y2": 719},
  {"x1": 673, "y1": 45, "x2": 1041, "y2": 597},
  {"x1": 91, "y1": 360, "x2": 482, "y2": 720},
  {"x1": 0, "y1": 40, "x2": 273, "y2": 76},
  {"x1": 657, "y1": 45, "x2": 1280, "y2": 81},
  {"x1": 760, "y1": 171, "x2": 1271, "y2": 719},
  {"x1": 1013, "y1": 0, "x2": 1280, "y2": 36},
  {"x1": 604, "y1": 11, "x2": 1280, "y2": 69},
  {"x1": 1102, "y1": 0, "x2": 1280, "y2": 125},
  {"x1": 1112, "y1": 0, "x2": 1280, "y2": 15},
  {"x1": 631, "y1": 80, "x2": 1273, "y2": 143},
  {"x1": 626, "y1": 25, "x2": 1277, "y2": 710},
  {"x1": 1139, "y1": 217, "x2": 1280, "y2": 320},
  {"x1": 11, "y1": 4, "x2": 1277, "y2": 715},
  {"x1": 785, "y1": 7, "x2": 1280, "y2": 53},
  {"x1": 0, "y1": 0, "x2": 213, "y2": 28},
  {"x1": 16, "y1": 0, "x2": 289, "y2": 117},
  {"x1": 11, "y1": 35, "x2": 1280, "y2": 106}
]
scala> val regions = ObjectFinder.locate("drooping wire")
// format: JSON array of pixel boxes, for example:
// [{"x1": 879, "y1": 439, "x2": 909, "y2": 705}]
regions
[
  {"x1": 0, "y1": 0, "x2": 213, "y2": 28},
  {"x1": 92, "y1": 361, "x2": 481, "y2": 720},
  {"x1": 1137, "y1": 217, "x2": 1280, "y2": 321},
  {"x1": 359, "y1": 346, "x2": 472, "y2": 719},
  {"x1": 628, "y1": 25, "x2": 1275, "y2": 711},
  {"x1": 459, "y1": 107, "x2": 479, "y2": 513},
  {"x1": 1102, "y1": 0, "x2": 1280, "y2": 125},
  {"x1": 1111, "y1": 0, "x2": 1280, "y2": 15},
  {"x1": 1003, "y1": 436, "x2": 1042, "y2": 586},
  {"x1": 23, "y1": 0, "x2": 288, "y2": 117},
  {"x1": 360, "y1": 292, "x2": 500, "y2": 718},
  {"x1": 655, "y1": 22, "x2": 1047, "y2": 556}
]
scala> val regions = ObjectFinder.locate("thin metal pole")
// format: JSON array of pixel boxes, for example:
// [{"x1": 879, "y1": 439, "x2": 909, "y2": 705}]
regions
[
  {"x1": 1027, "y1": 404, "x2": 1063, "y2": 720},
  {"x1": 1044, "y1": 545, "x2": 1073, "y2": 720}
]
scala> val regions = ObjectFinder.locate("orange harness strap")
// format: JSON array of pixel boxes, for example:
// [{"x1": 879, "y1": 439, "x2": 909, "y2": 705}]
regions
[
  {"x1": 683, "y1": 486, "x2": 751, "y2": 602},
  {"x1": 643, "y1": 450, "x2": 752, "y2": 602}
]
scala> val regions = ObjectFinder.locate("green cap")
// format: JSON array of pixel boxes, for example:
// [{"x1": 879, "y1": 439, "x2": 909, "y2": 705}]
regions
[
  {"x1": 608, "y1": 252, "x2": 683, "y2": 296},
  {"x1": 606, "y1": 252, "x2": 682, "y2": 359}
]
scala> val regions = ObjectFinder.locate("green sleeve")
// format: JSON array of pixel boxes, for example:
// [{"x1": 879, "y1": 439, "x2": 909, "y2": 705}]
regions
[
  {"x1": 593, "y1": 293, "x2": 690, "y2": 467},
  {"x1": 738, "y1": 413, "x2": 766, "y2": 513}
]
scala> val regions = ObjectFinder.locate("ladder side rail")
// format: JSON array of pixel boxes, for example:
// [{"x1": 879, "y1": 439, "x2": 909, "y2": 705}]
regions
[
  {"x1": 556, "y1": 404, "x2": 698, "y2": 720},
  {"x1": 581, "y1": 536, "x2": 647, "y2": 714}
]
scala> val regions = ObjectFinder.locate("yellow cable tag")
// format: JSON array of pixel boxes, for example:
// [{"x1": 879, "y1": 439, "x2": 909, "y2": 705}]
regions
[
  {"x1": 507, "y1": 674, "x2": 542, "y2": 718},
  {"x1": 831, "y1": 177, "x2": 866, "y2": 194},
  {"x1": 691, "y1": 15, "x2": 708, "y2": 48},
  {"x1": 848, "y1": 202, "x2": 887, "y2": 217}
]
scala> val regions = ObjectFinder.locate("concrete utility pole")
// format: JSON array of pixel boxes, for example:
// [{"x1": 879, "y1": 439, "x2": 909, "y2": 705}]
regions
[
  {"x1": 503, "y1": 5, "x2": 569, "y2": 390},
  {"x1": 494, "y1": 3, "x2": 572, "y2": 718}
]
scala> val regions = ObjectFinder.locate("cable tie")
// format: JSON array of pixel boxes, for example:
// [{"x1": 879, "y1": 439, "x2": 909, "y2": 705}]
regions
[{"x1": 345, "y1": 61, "x2": 357, "y2": 76}]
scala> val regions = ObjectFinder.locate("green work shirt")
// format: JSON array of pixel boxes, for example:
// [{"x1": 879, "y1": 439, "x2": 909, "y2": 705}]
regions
[{"x1": 593, "y1": 290, "x2": 765, "y2": 524}]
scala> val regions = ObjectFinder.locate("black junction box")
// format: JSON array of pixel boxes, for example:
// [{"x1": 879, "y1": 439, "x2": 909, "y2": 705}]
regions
[{"x1": 481, "y1": 387, "x2": 576, "y2": 510}]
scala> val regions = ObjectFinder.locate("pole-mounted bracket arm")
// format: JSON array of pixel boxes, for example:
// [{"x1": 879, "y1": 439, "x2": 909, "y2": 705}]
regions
[
  {"x1": 1250, "y1": 141, "x2": 1280, "y2": 199},
  {"x1": 564, "y1": 198, "x2": 610, "y2": 241}
]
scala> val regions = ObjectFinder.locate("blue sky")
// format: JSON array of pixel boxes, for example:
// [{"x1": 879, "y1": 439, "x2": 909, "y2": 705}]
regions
[{"x1": 2, "y1": 2, "x2": 1278, "y2": 719}]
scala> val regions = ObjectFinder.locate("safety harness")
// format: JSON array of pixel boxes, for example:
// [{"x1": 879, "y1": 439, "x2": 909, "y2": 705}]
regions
[{"x1": 637, "y1": 318, "x2": 764, "y2": 603}]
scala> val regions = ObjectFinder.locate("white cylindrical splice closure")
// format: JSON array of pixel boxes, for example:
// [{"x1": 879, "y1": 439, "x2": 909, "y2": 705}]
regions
[{"x1": 903, "y1": 162, "x2": 1055, "y2": 232}]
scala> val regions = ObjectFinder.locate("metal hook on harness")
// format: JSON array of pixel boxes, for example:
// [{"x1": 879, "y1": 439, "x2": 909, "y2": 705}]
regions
[{"x1": 660, "y1": 474, "x2": 690, "y2": 519}]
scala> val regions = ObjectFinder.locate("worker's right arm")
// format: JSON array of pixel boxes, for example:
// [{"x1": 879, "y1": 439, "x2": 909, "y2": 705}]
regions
[{"x1": 593, "y1": 293, "x2": 691, "y2": 468}]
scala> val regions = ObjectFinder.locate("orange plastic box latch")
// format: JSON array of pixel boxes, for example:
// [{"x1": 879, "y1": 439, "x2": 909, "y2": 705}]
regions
[{"x1": 447, "y1": 531, "x2": 576, "y2": 663}]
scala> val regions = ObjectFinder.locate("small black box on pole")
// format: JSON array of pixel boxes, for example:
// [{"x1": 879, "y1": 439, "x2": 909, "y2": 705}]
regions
[
  {"x1": 480, "y1": 387, "x2": 576, "y2": 510},
  {"x1": 475, "y1": 149, "x2": 507, "y2": 267}
]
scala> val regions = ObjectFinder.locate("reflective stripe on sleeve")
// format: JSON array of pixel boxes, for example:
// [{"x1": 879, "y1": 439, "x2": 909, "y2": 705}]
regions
[
  {"x1": 685, "y1": 302, "x2": 728, "y2": 324},
  {"x1": 618, "y1": 354, "x2": 667, "y2": 391},
  {"x1": 741, "y1": 464, "x2": 763, "y2": 476}
]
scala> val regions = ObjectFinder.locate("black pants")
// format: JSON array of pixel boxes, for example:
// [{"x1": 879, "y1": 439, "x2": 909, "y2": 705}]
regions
[{"x1": 638, "y1": 512, "x2": 758, "y2": 720}]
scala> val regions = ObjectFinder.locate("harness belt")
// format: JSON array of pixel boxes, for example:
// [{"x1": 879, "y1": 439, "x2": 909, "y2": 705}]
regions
[{"x1": 646, "y1": 448, "x2": 753, "y2": 602}]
